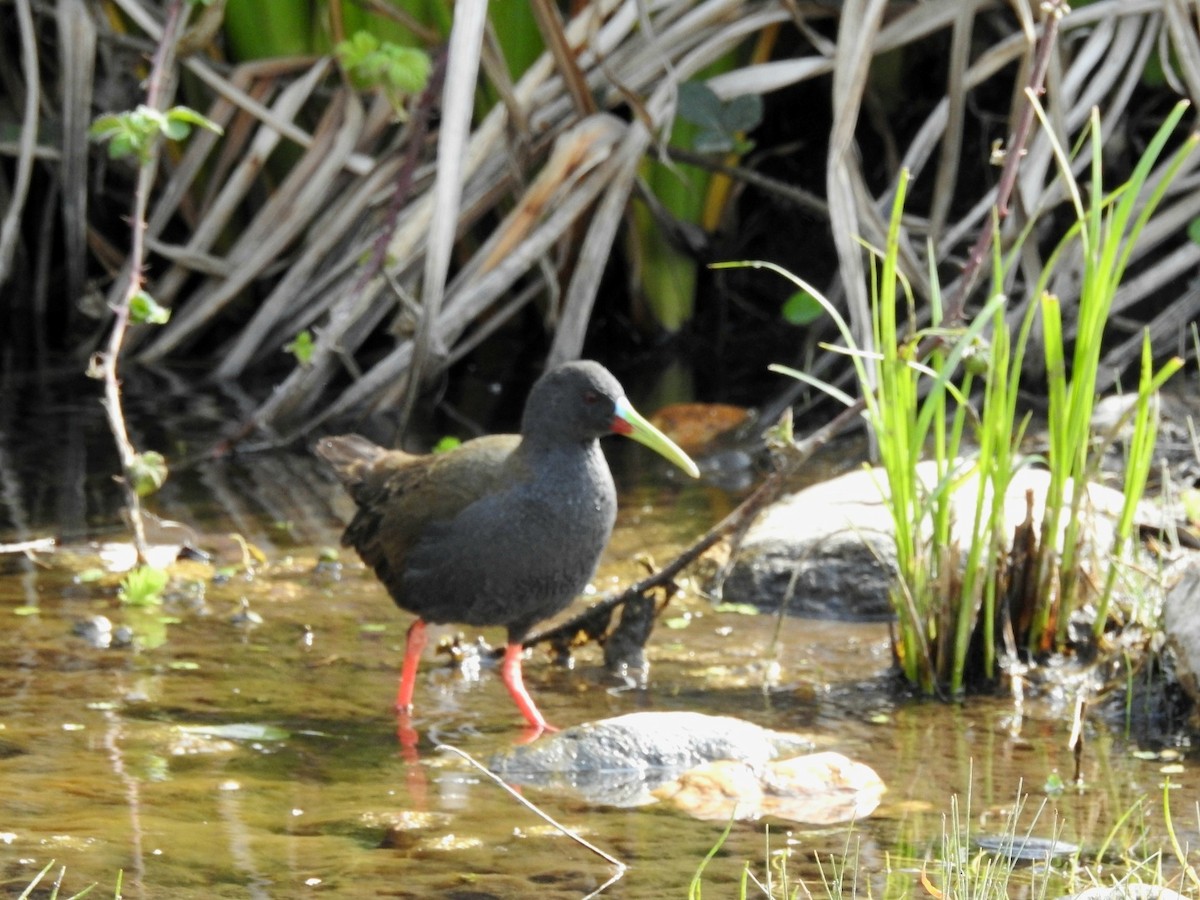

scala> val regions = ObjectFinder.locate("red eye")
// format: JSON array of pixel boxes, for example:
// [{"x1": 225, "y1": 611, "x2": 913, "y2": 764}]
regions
[{"x1": 583, "y1": 391, "x2": 599, "y2": 404}]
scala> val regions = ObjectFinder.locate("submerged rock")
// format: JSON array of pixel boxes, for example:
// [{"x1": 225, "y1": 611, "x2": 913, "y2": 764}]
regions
[
  {"x1": 488, "y1": 712, "x2": 882, "y2": 824},
  {"x1": 490, "y1": 711, "x2": 814, "y2": 807}
]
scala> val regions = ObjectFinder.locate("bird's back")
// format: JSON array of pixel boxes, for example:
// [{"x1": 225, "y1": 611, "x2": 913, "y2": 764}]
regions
[
  {"x1": 316, "y1": 431, "x2": 615, "y2": 638},
  {"x1": 317, "y1": 433, "x2": 520, "y2": 590}
]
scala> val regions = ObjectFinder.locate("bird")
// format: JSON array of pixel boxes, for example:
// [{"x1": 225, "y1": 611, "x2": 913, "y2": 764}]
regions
[{"x1": 315, "y1": 360, "x2": 699, "y2": 735}]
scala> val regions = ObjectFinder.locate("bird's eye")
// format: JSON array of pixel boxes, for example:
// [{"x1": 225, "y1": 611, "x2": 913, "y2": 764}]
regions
[{"x1": 583, "y1": 390, "x2": 599, "y2": 404}]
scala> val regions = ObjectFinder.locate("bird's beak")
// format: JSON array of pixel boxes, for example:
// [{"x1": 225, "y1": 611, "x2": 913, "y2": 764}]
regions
[{"x1": 612, "y1": 398, "x2": 701, "y2": 478}]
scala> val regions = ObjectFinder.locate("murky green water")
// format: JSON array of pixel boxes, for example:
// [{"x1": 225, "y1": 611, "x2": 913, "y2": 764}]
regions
[{"x1": 0, "y1": 372, "x2": 1196, "y2": 898}]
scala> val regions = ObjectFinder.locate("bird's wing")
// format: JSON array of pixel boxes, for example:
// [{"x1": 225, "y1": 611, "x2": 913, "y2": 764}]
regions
[{"x1": 342, "y1": 434, "x2": 524, "y2": 584}]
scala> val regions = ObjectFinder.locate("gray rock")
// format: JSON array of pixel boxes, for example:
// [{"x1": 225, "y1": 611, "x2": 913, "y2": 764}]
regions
[
  {"x1": 1164, "y1": 554, "x2": 1200, "y2": 705},
  {"x1": 722, "y1": 462, "x2": 1126, "y2": 619},
  {"x1": 489, "y1": 711, "x2": 814, "y2": 807},
  {"x1": 1057, "y1": 885, "x2": 1186, "y2": 900}
]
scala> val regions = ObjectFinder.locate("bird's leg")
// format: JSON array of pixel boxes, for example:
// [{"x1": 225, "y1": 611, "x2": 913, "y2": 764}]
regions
[
  {"x1": 396, "y1": 619, "x2": 428, "y2": 713},
  {"x1": 500, "y1": 643, "x2": 557, "y2": 735}
]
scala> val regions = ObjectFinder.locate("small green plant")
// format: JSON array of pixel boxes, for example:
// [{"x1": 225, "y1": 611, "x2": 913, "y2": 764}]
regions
[
  {"x1": 687, "y1": 815, "x2": 736, "y2": 900},
  {"x1": 335, "y1": 31, "x2": 432, "y2": 114},
  {"x1": 725, "y1": 171, "x2": 1013, "y2": 694},
  {"x1": 90, "y1": 104, "x2": 221, "y2": 162},
  {"x1": 119, "y1": 565, "x2": 169, "y2": 607},
  {"x1": 676, "y1": 81, "x2": 763, "y2": 155},
  {"x1": 284, "y1": 329, "x2": 315, "y2": 365},
  {"x1": 128, "y1": 290, "x2": 171, "y2": 325},
  {"x1": 89, "y1": 39, "x2": 219, "y2": 566}
]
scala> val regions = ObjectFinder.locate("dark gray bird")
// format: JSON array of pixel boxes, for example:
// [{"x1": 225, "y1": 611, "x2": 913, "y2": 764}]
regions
[{"x1": 316, "y1": 360, "x2": 698, "y2": 734}]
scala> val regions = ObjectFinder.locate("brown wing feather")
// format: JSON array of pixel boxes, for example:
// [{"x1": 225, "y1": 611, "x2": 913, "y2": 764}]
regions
[{"x1": 316, "y1": 433, "x2": 525, "y2": 600}]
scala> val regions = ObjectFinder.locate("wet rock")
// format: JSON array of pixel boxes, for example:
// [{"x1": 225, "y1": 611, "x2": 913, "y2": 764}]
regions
[
  {"x1": 975, "y1": 834, "x2": 1079, "y2": 861},
  {"x1": 75, "y1": 616, "x2": 135, "y2": 650},
  {"x1": 73, "y1": 615, "x2": 115, "y2": 649},
  {"x1": 1163, "y1": 554, "x2": 1200, "y2": 706},
  {"x1": 1057, "y1": 886, "x2": 1187, "y2": 900},
  {"x1": 490, "y1": 711, "x2": 814, "y2": 807},
  {"x1": 652, "y1": 750, "x2": 885, "y2": 824},
  {"x1": 721, "y1": 463, "x2": 1125, "y2": 619},
  {"x1": 229, "y1": 597, "x2": 264, "y2": 627}
]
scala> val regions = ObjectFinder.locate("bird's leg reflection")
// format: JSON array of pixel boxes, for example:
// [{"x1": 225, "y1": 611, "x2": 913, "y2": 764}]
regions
[{"x1": 395, "y1": 710, "x2": 429, "y2": 808}]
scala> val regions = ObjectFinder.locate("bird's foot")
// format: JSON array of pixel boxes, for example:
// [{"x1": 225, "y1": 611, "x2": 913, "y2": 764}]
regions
[{"x1": 516, "y1": 720, "x2": 558, "y2": 744}]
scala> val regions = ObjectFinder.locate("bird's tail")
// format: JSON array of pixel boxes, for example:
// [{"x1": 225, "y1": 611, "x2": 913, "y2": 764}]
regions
[{"x1": 314, "y1": 434, "x2": 386, "y2": 487}]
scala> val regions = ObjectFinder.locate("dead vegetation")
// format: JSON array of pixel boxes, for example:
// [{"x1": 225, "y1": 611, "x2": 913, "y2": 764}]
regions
[{"x1": 1, "y1": 0, "x2": 1198, "y2": 442}]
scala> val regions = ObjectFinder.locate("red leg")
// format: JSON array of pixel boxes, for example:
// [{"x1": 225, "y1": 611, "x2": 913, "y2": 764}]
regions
[
  {"x1": 396, "y1": 619, "x2": 427, "y2": 713},
  {"x1": 500, "y1": 643, "x2": 557, "y2": 736}
]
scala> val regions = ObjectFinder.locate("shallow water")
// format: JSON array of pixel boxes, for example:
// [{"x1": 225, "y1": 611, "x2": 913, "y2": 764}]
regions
[{"x1": 0, "y1": 371, "x2": 1197, "y2": 898}]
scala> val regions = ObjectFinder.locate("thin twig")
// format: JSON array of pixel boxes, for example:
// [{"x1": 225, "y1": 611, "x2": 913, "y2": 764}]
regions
[
  {"x1": 435, "y1": 743, "x2": 626, "y2": 899},
  {"x1": 943, "y1": 0, "x2": 1068, "y2": 324},
  {"x1": 96, "y1": 0, "x2": 189, "y2": 562}
]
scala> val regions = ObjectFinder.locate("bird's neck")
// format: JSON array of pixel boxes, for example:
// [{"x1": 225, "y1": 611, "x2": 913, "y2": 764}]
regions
[{"x1": 517, "y1": 436, "x2": 609, "y2": 489}]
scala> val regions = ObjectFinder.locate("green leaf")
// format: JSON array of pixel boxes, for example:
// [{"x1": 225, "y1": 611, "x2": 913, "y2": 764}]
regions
[
  {"x1": 89, "y1": 113, "x2": 125, "y2": 139},
  {"x1": 284, "y1": 329, "x2": 315, "y2": 365},
  {"x1": 129, "y1": 291, "x2": 171, "y2": 325},
  {"x1": 781, "y1": 290, "x2": 824, "y2": 325},
  {"x1": 1187, "y1": 216, "x2": 1200, "y2": 245},
  {"x1": 721, "y1": 94, "x2": 763, "y2": 133},
  {"x1": 165, "y1": 106, "x2": 222, "y2": 131},
  {"x1": 335, "y1": 32, "x2": 431, "y2": 111},
  {"x1": 1043, "y1": 771, "x2": 1066, "y2": 796},
  {"x1": 90, "y1": 104, "x2": 221, "y2": 163},
  {"x1": 162, "y1": 118, "x2": 191, "y2": 141},
  {"x1": 677, "y1": 81, "x2": 724, "y2": 131},
  {"x1": 381, "y1": 45, "x2": 432, "y2": 94},
  {"x1": 713, "y1": 602, "x2": 759, "y2": 616},
  {"x1": 335, "y1": 31, "x2": 379, "y2": 72},
  {"x1": 178, "y1": 722, "x2": 291, "y2": 741},
  {"x1": 693, "y1": 129, "x2": 735, "y2": 154},
  {"x1": 677, "y1": 82, "x2": 761, "y2": 155},
  {"x1": 128, "y1": 450, "x2": 169, "y2": 497},
  {"x1": 432, "y1": 436, "x2": 462, "y2": 454}
]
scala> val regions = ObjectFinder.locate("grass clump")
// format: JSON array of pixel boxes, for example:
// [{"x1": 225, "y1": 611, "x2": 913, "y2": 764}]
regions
[
  {"x1": 746, "y1": 100, "x2": 1194, "y2": 696},
  {"x1": 118, "y1": 564, "x2": 169, "y2": 607}
]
